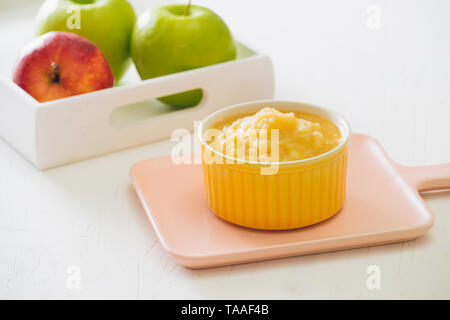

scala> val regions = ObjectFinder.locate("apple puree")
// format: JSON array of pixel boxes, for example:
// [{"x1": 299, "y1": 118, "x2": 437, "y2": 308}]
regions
[{"x1": 209, "y1": 107, "x2": 342, "y2": 162}]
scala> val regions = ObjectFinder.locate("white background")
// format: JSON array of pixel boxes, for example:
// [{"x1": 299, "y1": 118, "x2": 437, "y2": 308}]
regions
[{"x1": 0, "y1": 0, "x2": 449, "y2": 299}]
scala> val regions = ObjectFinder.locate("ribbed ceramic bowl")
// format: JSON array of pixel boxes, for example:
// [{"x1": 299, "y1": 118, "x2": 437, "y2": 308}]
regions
[{"x1": 197, "y1": 100, "x2": 351, "y2": 230}]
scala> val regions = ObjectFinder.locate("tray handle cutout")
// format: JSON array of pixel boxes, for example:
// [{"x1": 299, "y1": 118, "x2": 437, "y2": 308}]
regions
[
  {"x1": 109, "y1": 87, "x2": 205, "y2": 129},
  {"x1": 104, "y1": 41, "x2": 262, "y2": 129}
]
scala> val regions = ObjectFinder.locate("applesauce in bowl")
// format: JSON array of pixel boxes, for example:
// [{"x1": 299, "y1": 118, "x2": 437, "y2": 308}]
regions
[
  {"x1": 208, "y1": 107, "x2": 342, "y2": 163},
  {"x1": 198, "y1": 100, "x2": 351, "y2": 230}
]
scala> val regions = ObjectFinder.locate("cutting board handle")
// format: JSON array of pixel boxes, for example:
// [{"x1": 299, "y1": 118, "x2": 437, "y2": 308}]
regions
[{"x1": 397, "y1": 163, "x2": 450, "y2": 192}]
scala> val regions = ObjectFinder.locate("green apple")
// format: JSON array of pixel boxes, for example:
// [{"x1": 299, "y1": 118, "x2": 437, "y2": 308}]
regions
[
  {"x1": 131, "y1": 4, "x2": 237, "y2": 108},
  {"x1": 36, "y1": 0, "x2": 136, "y2": 81}
]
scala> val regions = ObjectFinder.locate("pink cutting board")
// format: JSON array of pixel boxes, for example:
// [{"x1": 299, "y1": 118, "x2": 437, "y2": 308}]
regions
[{"x1": 130, "y1": 133, "x2": 450, "y2": 269}]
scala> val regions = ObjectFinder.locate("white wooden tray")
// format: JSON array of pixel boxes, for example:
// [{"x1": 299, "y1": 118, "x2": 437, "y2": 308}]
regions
[{"x1": 0, "y1": 0, "x2": 274, "y2": 169}]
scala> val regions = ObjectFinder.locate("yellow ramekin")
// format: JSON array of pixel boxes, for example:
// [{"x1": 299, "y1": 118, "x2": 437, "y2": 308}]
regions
[{"x1": 197, "y1": 100, "x2": 351, "y2": 230}]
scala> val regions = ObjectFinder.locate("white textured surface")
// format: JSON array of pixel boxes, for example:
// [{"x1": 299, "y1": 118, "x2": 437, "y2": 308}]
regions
[{"x1": 0, "y1": 0, "x2": 449, "y2": 299}]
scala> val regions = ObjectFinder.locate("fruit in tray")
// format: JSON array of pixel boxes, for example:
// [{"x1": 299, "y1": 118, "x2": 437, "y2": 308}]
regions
[
  {"x1": 131, "y1": 3, "x2": 237, "y2": 108},
  {"x1": 36, "y1": 0, "x2": 136, "y2": 81},
  {"x1": 12, "y1": 31, "x2": 114, "y2": 103},
  {"x1": 13, "y1": 1, "x2": 237, "y2": 104}
]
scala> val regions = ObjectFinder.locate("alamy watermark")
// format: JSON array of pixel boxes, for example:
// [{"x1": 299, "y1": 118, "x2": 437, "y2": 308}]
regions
[
  {"x1": 366, "y1": 265, "x2": 381, "y2": 290},
  {"x1": 66, "y1": 265, "x2": 81, "y2": 290},
  {"x1": 366, "y1": 5, "x2": 382, "y2": 30},
  {"x1": 170, "y1": 122, "x2": 281, "y2": 175},
  {"x1": 66, "y1": 5, "x2": 81, "y2": 30}
]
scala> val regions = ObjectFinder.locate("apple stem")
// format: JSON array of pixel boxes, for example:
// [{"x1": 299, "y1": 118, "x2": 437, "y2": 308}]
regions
[
  {"x1": 184, "y1": 0, "x2": 192, "y2": 16},
  {"x1": 50, "y1": 62, "x2": 60, "y2": 83}
]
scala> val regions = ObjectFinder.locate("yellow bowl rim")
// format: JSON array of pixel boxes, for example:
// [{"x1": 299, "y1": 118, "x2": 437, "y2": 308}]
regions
[{"x1": 197, "y1": 100, "x2": 351, "y2": 167}]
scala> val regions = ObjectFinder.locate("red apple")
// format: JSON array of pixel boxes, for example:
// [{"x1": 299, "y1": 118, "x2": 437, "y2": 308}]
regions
[{"x1": 12, "y1": 31, "x2": 114, "y2": 103}]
